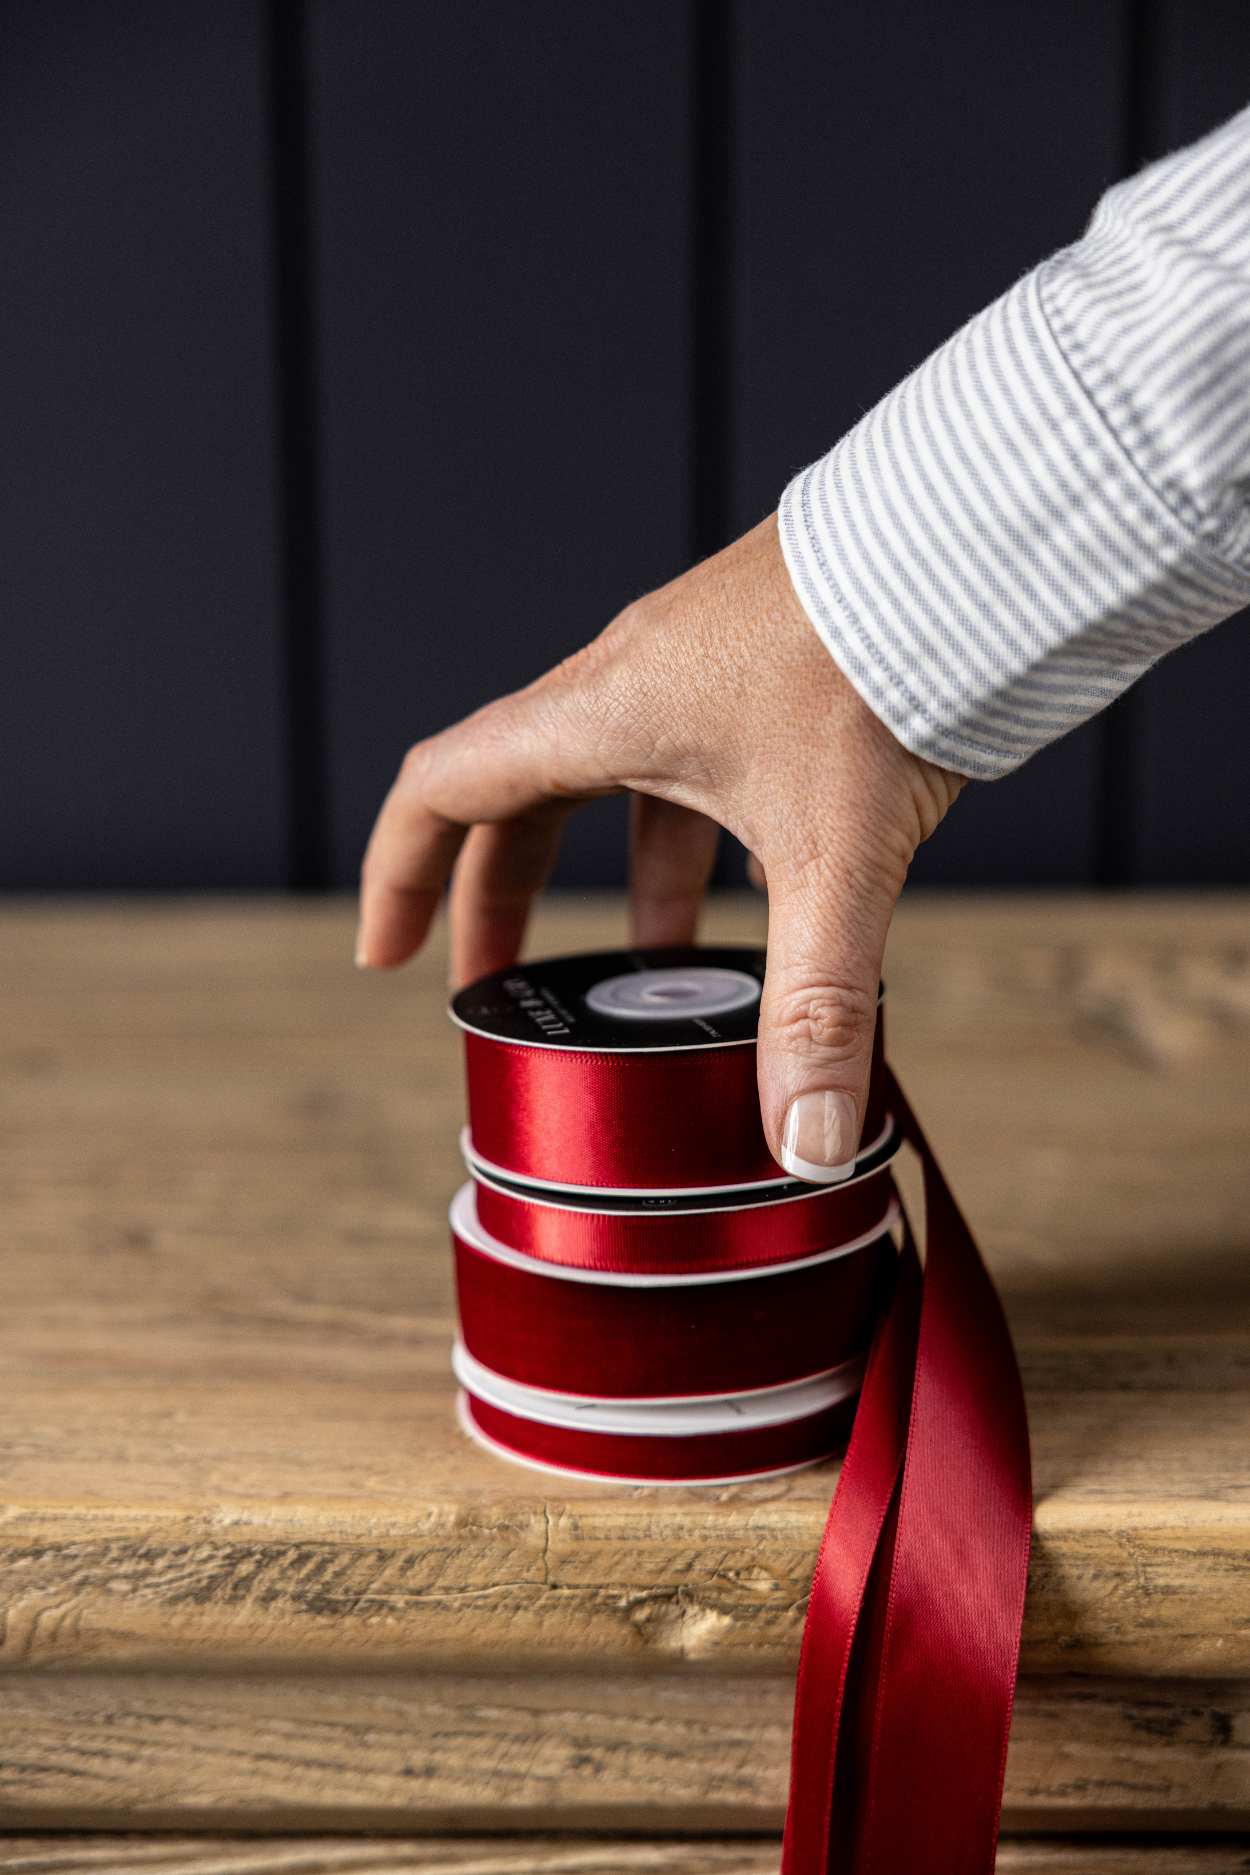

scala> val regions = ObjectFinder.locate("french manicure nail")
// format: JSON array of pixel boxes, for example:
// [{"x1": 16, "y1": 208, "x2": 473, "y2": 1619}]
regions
[{"x1": 780, "y1": 1090, "x2": 858, "y2": 1184}]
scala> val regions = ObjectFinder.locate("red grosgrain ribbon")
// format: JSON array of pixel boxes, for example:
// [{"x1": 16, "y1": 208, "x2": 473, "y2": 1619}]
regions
[
  {"x1": 471, "y1": 1153, "x2": 897, "y2": 1276},
  {"x1": 452, "y1": 1184, "x2": 895, "y2": 1399},
  {"x1": 463, "y1": 1012, "x2": 886, "y2": 1192},
  {"x1": 781, "y1": 1069, "x2": 1031, "y2": 1875}
]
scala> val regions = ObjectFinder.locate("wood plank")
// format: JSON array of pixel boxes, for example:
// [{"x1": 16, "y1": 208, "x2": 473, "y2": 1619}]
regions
[
  {"x1": 1, "y1": 895, "x2": 1247, "y2": 1687},
  {"x1": 0, "y1": 1671, "x2": 1246, "y2": 1833},
  {"x1": 0, "y1": 1845, "x2": 788, "y2": 1875},
  {"x1": 2, "y1": 892, "x2": 1250, "y2": 1832},
  {"x1": 0, "y1": 1845, "x2": 1248, "y2": 1875},
  {"x1": 8, "y1": 1849, "x2": 1250, "y2": 1875},
  {"x1": 996, "y1": 1854, "x2": 1250, "y2": 1874}
]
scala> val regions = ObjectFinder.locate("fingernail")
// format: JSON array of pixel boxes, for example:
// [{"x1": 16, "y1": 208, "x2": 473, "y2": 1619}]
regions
[
  {"x1": 781, "y1": 1090, "x2": 858, "y2": 1184},
  {"x1": 354, "y1": 929, "x2": 368, "y2": 968}
]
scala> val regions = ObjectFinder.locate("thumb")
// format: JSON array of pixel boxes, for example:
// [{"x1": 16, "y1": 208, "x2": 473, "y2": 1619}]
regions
[{"x1": 756, "y1": 857, "x2": 896, "y2": 1184}]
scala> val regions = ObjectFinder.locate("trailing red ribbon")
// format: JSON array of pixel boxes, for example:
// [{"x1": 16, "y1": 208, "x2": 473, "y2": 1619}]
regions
[
  {"x1": 464, "y1": 1013, "x2": 886, "y2": 1191},
  {"x1": 472, "y1": 1158, "x2": 896, "y2": 1275},
  {"x1": 454, "y1": 1188, "x2": 891, "y2": 1399},
  {"x1": 782, "y1": 1069, "x2": 1031, "y2": 1875}
]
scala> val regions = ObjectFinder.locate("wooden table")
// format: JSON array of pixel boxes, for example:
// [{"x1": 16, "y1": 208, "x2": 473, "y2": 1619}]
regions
[{"x1": 1, "y1": 893, "x2": 1248, "y2": 1869}]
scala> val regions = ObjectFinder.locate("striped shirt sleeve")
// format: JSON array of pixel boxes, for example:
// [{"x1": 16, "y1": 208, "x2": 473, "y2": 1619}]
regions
[{"x1": 777, "y1": 105, "x2": 1250, "y2": 781}]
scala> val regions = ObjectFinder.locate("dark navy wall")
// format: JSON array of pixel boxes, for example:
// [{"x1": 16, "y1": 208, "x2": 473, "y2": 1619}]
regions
[
  {"x1": 0, "y1": 1, "x2": 1246, "y2": 891},
  {"x1": 0, "y1": 1, "x2": 287, "y2": 887},
  {"x1": 308, "y1": 2, "x2": 694, "y2": 887},
  {"x1": 731, "y1": 1, "x2": 1123, "y2": 887},
  {"x1": 1128, "y1": 2, "x2": 1250, "y2": 885}
]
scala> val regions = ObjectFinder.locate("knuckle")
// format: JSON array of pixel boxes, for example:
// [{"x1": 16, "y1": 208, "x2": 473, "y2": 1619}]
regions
[
  {"x1": 603, "y1": 592, "x2": 660, "y2": 646},
  {"x1": 566, "y1": 661, "x2": 661, "y2": 779},
  {"x1": 773, "y1": 979, "x2": 877, "y2": 1061},
  {"x1": 398, "y1": 738, "x2": 436, "y2": 792}
]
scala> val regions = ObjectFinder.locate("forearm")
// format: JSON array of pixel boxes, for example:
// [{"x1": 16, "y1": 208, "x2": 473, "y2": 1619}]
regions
[{"x1": 780, "y1": 105, "x2": 1250, "y2": 780}]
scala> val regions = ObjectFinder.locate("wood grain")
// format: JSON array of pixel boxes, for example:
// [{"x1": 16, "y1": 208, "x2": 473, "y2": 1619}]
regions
[
  {"x1": 0, "y1": 1840, "x2": 1247, "y2": 1875},
  {"x1": 0, "y1": 1845, "x2": 786, "y2": 1875},
  {"x1": 1, "y1": 895, "x2": 1247, "y2": 1682},
  {"x1": 1, "y1": 893, "x2": 1249, "y2": 1827},
  {"x1": 997, "y1": 1852, "x2": 1250, "y2": 1874},
  {"x1": 0, "y1": 1669, "x2": 1247, "y2": 1833}
]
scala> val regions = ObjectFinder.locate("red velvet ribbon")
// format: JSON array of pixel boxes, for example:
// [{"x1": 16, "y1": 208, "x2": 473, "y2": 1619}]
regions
[
  {"x1": 464, "y1": 1007, "x2": 886, "y2": 1191},
  {"x1": 454, "y1": 1212, "x2": 889, "y2": 1399},
  {"x1": 473, "y1": 1160, "x2": 896, "y2": 1275},
  {"x1": 462, "y1": 1390, "x2": 860, "y2": 1484},
  {"x1": 781, "y1": 1069, "x2": 1031, "y2": 1875}
]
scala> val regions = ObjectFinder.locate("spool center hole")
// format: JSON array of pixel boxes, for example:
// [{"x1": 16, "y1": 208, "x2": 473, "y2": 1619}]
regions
[{"x1": 584, "y1": 966, "x2": 761, "y2": 1023}]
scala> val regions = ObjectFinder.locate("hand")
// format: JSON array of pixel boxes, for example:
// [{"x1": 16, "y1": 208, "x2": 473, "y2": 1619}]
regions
[{"x1": 357, "y1": 514, "x2": 965, "y2": 1181}]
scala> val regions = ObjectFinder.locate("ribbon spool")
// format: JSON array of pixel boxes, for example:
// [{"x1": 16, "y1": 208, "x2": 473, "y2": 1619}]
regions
[
  {"x1": 450, "y1": 947, "x2": 895, "y2": 1484},
  {"x1": 453, "y1": 947, "x2": 887, "y2": 1193},
  {"x1": 452, "y1": 1182, "x2": 897, "y2": 1398},
  {"x1": 465, "y1": 1129, "x2": 899, "y2": 1275},
  {"x1": 447, "y1": 943, "x2": 1032, "y2": 1874},
  {"x1": 453, "y1": 1340, "x2": 866, "y2": 1485}
]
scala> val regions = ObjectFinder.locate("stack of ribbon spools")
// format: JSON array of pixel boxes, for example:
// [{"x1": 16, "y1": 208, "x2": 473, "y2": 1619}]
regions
[
  {"x1": 448, "y1": 945, "x2": 901, "y2": 1484},
  {"x1": 446, "y1": 941, "x2": 1034, "y2": 1872}
]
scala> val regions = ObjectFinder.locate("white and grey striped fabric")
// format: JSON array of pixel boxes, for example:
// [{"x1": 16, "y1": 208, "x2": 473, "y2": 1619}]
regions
[{"x1": 778, "y1": 105, "x2": 1250, "y2": 780}]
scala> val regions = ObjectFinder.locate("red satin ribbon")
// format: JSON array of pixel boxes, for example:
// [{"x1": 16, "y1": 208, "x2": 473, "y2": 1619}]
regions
[
  {"x1": 463, "y1": 1390, "x2": 860, "y2": 1484},
  {"x1": 454, "y1": 990, "x2": 1031, "y2": 1874},
  {"x1": 473, "y1": 1160, "x2": 896, "y2": 1275},
  {"x1": 464, "y1": 1007, "x2": 886, "y2": 1191},
  {"x1": 781, "y1": 1069, "x2": 1031, "y2": 1875},
  {"x1": 454, "y1": 1214, "x2": 889, "y2": 1399}
]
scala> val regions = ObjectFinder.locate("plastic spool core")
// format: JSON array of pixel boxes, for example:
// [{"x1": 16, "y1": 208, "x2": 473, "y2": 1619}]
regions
[{"x1": 584, "y1": 966, "x2": 761, "y2": 1024}]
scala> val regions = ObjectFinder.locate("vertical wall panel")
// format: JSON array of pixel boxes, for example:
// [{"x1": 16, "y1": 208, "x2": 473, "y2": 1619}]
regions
[
  {"x1": 1133, "y1": 1, "x2": 1250, "y2": 885},
  {"x1": 0, "y1": 1, "x2": 286, "y2": 888},
  {"x1": 310, "y1": 2, "x2": 695, "y2": 887},
  {"x1": 0, "y1": 4, "x2": 1238, "y2": 894},
  {"x1": 735, "y1": 0, "x2": 1123, "y2": 884}
]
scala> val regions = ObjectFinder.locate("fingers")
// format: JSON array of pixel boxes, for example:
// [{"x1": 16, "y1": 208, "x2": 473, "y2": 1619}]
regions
[
  {"x1": 357, "y1": 675, "x2": 617, "y2": 969},
  {"x1": 629, "y1": 796, "x2": 722, "y2": 948},
  {"x1": 356, "y1": 793, "x2": 468, "y2": 968},
  {"x1": 756, "y1": 848, "x2": 897, "y2": 1184},
  {"x1": 447, "y1": 805, "x2": 573, "y2": 988}
]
